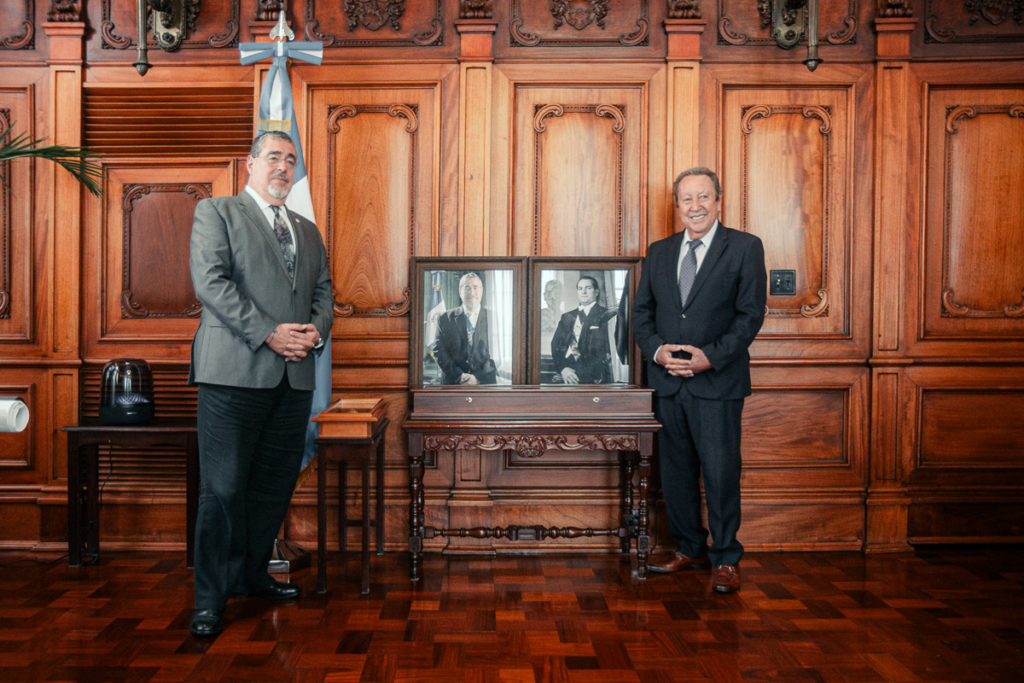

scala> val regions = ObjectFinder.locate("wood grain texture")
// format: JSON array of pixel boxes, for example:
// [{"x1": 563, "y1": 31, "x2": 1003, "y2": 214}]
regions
[{"x1": 1, "y1": 547, "x2": 1023, "y2": 682}]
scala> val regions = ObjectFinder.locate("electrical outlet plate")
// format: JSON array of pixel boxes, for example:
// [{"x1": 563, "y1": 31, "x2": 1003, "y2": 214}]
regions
[{"x1": 770, "y1": 269, "x2": 796, "y2": 296}]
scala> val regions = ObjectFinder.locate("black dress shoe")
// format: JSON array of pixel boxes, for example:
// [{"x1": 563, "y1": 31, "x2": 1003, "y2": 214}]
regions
[
  {"x1": 250, "y1": 579, "x2": 302, "y2": 601},
  {"x1": 189, "y1": 609, "x2": 223, "y2": 637}
]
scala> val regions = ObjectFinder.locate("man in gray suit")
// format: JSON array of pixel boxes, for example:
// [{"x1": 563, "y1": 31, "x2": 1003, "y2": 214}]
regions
[{"x1": 187, "y1": 131, "x2": 333, "y2": 636}]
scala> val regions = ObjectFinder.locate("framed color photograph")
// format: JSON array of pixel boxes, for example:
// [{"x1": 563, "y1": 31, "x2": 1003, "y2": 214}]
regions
[
  {"x1": 410, "y1": 257, "x2": 526, "y2": 387},
  {"x1": 529, "y1": 257, "x2": 641, "y2": 385}
]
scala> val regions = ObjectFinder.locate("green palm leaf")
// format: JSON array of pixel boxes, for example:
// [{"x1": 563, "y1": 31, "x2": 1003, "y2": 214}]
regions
[{"x1": 0, "y1": 125, "x2": 104, "y2": 196}]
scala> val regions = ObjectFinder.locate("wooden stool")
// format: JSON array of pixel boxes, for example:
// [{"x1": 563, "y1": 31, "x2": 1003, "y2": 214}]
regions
[{"x1": 315, "y1": 417, "x2": 388, "y2": 595}]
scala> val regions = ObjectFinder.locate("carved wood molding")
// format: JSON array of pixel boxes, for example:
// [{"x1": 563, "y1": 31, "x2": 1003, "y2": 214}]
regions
[
  {"x1": 255, "y1": 0, "x2": 283, "y2": 22},
  {"x1": 0, "y1": 110, "x2": 10, "y2": 319},
  {"x1": 48, "y1": 0, "x2": 81, "y2": 22},
  {"x1": 305, "y1": 0, "x2": 444, "y2": 47},
  {"x1": 741, "y1": 104, "x2": 833, "y2": 319},
  {"x1": 101, "y1": 0, "x2": 236, "y2": 50},
  {"x1": 532, "y1": 104, "x2": 626, "y2": 256},
  {"x1": 940, "y1": 103, "x2": 1024, "y2": 318},
  {"x1": 551, "y1": 0, "x2": 610, "y2": 30},
  {"x1": 325, "y1": 104, "x2": 415, "y2": 319},
  {"x1": 668, "y1": 0, "x2": 702, "y2": 20},
  {"x1": 423, "y1": 433, "x2": 640, "y2": 458},
  {"x1": 120, "y1": 183, "x2": 208, "y2": 319},
  {"x1": 926, "y1": 0, "x2": 1024, "y2": 43},
  {"x1": 879, "y1": 1, "x2": 913, "y2": 18},
  {"x1": 2, "y1": 0, "x2": 34, "y2": 49},
  {"x1": 509, "y1": 0, "x2": 649, "y2": 47},
  {"x1": 721, "y1": 0, "x2": 856, "y2": 46},
  {"x1": 460, "y1": 0, "x2": 492, "y2": 20}
]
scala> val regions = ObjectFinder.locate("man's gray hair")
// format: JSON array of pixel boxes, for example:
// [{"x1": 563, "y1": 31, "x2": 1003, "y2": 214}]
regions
[
  {"x1": 673, "y1": 167, "x2": 722, "y2": 200},
  {"x1": 250, "y1": 130, "x2": 296, "y2": 157}
]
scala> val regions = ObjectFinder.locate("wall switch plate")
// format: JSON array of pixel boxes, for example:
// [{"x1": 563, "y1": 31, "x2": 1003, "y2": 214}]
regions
[{"x1": 770, "y1": 269, "x2": 796, "y2": 296}]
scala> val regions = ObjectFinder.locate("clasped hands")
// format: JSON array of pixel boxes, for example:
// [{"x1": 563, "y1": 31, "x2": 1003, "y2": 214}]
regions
[
  {"x1": 655, "y1": 343, "x2": 711, "y2": 378},
  {"x1": 266, "y1": 322, "x2": 320, "y2": 362}
]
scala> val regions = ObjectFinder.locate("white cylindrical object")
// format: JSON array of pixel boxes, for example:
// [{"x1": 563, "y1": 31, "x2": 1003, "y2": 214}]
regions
[{"x1": 0, "y1": 397, "x2": 29, "y2": 433}]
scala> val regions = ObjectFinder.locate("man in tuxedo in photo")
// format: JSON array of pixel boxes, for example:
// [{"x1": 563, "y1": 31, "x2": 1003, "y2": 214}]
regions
[
  {"x1": 550, "y1": 276, "x2": 613, "y2": 384},
  {"x1": 433, "y1": 272, "x2": 497, "y2": 385},
  {"x1": 187, "y1": 131, "x2": 334, "y2": 636},
  {"x1": 632, "y1": 167, "x2": 766, "y2": 593}
]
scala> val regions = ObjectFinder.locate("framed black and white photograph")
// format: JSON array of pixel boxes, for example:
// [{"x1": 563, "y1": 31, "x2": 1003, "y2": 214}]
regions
[
  {"x1": 529, "y1": 257, "x2": 641, "y2": 385},
  {"x1": 410, "y1": 257, "x2": 526, "y2": 387}
]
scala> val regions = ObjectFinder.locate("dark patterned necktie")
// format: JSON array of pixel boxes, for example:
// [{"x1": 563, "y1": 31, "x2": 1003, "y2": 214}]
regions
[
  {"x1": 678, "y1": 239, "x2": 702, "y2": 306},
  {"x1": 270, "y1": 205, "x2": 295, "y2": 280}
]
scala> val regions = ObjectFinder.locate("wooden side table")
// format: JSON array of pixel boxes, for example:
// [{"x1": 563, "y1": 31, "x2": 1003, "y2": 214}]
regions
[
  {"x1": 315, "y1": 417, "x2": 389, "y2": 595},
  {"x1": 62, "y1": 419, "x2": 198, "y2": 568}
]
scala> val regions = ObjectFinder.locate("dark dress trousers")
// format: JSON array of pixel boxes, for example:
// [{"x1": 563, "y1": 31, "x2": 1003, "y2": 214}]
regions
[
  {"x1": 550, "y1": 304, "x2": 613, "y2": 384},
  {"x1": 188, "y1": 190, "x2": 333, "y2": 610},
  {"x1": 433, "y1": 306, "x2": 497, "y2": 384},
  {"x1": 632, "y1": 224, "x2": 766, "y2": 566}
]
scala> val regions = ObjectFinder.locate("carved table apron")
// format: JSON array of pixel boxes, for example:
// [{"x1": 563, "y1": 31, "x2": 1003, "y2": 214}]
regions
[{"x1": 404, "y1": 386, "x2": 660, "y2": 581}]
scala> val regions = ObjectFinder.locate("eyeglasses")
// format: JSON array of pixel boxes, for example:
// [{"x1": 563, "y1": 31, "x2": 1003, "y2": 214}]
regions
[{"x1": 260, "y1": 152, "x2": 296, "y2": 168}]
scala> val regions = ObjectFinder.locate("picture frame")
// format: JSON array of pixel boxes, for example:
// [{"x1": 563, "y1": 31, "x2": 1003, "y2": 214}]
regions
[
  {"x1": 529, "y1": 257, "x2": 642, "y2": 386},
  {"x1": 409, "y1": 257, "x2": 527, "y2": 388}
]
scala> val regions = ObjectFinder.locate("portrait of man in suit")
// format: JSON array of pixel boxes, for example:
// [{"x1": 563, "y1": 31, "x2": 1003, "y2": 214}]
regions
[
  {"x1": 550, "y1": 276, "x2": 613, "y2": 384},
  {"x1": 433, "y1": 272, "x2": 498, "y2": 385},
  {"x1": 632, "y1": 167, "x2": 767, "y2": 593},
  {"x1": 187, "y1": 131, "x2": 334, "y2": 636}
]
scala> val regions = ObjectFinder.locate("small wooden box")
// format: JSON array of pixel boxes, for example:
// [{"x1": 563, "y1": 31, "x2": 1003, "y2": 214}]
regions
[{"x1": 312, "y1": 397, "x2": 385, "y2": 438}]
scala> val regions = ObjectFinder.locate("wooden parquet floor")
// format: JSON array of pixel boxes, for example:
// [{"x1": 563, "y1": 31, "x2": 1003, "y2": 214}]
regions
[{"x1": 1, "y1": 546, "x2": 1022, "y2": 682}]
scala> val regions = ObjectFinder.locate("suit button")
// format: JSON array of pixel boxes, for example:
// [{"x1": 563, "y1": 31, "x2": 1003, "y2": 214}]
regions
[{"x1": 680, "y1": 313, "x2": 686, "y2": 319}]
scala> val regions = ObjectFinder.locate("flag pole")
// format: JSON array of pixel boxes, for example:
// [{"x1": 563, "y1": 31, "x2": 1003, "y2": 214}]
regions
[{"x1": 240, "y1": 10, "x2": 327, "y2": 574}]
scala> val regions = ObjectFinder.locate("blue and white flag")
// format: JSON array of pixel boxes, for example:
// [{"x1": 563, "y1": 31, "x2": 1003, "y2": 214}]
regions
[{"x1": 240, "y1": 13, "x2": 329, "y2": 470}]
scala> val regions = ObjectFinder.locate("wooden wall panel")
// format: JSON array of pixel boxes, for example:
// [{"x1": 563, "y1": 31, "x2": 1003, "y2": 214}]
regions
[
  {"x1": 1, "y1": 1, "x2": 1022, "y2": 556},
  {"x1": 724, "y1": 88, "x2": 850, "y2": 336},
  {"x1": 706, "y1": 63, "x2": 873, "y2": 361},
  {"x1": 902, "y1": 366, "x2": 1024, "y2": 487},
  {"x1": 923, "y1": 87, "x2": 1024, "y2": 339},
  {"x1": 498, "y1": 63, "x2": 659, "y2": 258},
  {"x1": 0, "y1": 91, "x2": 34, "y2": 344},
  {"x1": 0, "y1": 0, "x2": 37, "y2": 54},
  {"x1": 81, "y1": 160, "x2": 235, "y2": 362},
  {"x1": 897, "y1": 62, "x2": 1024, "y2": 360}
]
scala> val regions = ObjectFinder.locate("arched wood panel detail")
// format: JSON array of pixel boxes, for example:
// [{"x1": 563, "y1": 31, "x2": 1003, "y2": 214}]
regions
[
  {"x1": 322, "y1": 103, "x2": 421, "y2": 318},
  {"x1": 724, "y1": 86, "x2": 852, "y2": 338},
  {"x1": 118, "y1": 183, "x2": 207, "y2": 320},
  {"x1": 83, "y1": 161, "x2": 234, "y2": 359},
  {"x1": 924, "y1": 90, "x2": 1024, "y2": 337},
  {"x1": 0, "y1": 0, "x2": 34, "y2": 50},
  {"x1": 312, "y1": 80, "x2": 441, "y2": 328},
  {"x1": 510, "y1": 84, "x2": 645, "y2": 257},
  {"x1": 0, "y1": 94, "x2": 33, "y2": 341}
]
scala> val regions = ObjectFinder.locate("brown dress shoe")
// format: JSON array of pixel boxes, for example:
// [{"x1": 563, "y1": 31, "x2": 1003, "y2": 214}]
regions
[
  {"x1": 711, "y1": 564, "x2": 741, "y2": 593},
  {"x1": 647, "y1": 551, "x2": 708, "y2": 574}
]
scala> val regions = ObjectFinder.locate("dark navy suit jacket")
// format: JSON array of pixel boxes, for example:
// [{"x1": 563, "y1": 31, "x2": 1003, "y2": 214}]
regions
[{"x1": 632, "y1": 224, "x2": 766, "y2": 400}]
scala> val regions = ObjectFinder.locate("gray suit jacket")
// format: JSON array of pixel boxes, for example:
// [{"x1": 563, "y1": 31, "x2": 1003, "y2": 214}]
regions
[{"x1": 188, "y1": 190, "x2": 333, "y2": 390}]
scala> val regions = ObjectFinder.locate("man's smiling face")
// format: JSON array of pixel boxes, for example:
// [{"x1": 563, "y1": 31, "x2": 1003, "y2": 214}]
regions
[{"x1": 675, "y1": 173, "x2": 720, "y2": 241}]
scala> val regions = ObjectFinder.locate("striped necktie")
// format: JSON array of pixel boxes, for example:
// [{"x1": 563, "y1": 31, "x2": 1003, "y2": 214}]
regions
[{"x1": 678, "y1": 239, "x2": 702, "y2": 306}]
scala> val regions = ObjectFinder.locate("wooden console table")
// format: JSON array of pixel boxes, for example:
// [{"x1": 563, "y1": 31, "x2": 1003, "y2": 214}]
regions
[
  {"x1": 63, "y1": 419, "x2": 198, "y2": 568},
  {"x1": 404, "y1": 386, "x2": 660, "y2": 582}
]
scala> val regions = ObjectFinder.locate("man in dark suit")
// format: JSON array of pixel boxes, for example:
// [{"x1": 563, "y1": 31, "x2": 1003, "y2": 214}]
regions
[
  {"x1": 433, "y1": 272, "x2": 497, "y2": 385},
  {"x1": 632, "y1": 167, "x2": 766, "y2": 593},
  {"x1": 550, "y1": 276, "x2": 613, "y2": 384},
  {"x1": 187, "y1": 131, "x2": 334, "y2": 636}
]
